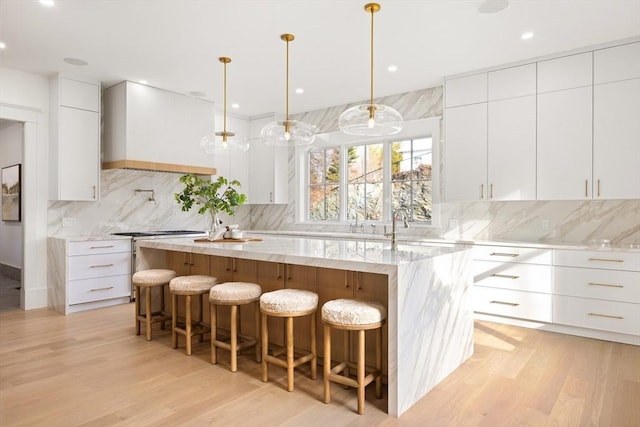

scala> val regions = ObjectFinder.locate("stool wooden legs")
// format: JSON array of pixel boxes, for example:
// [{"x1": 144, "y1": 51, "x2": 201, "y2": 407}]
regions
[
  {"x1": 171, "y1": 293, "x2": 178, "y2": 349},
  {"x1": 135, "y1": 284, "x2": 169, "y2": 341},
  {"x1": 211, "y1": 302, "x2": 261, "y2": 371},
  {"x1": 323, "y1": 325, "x2": 383, "y2": 415},
  {"x1": 172, "y1": 293, "x2": 208, "y2": 356},
  {"x1": 210, "y1": 303, "x2": 218, "y2": 365},
  {"x1": 262, "y1": 311, "x2": 317, "y2": 392}
]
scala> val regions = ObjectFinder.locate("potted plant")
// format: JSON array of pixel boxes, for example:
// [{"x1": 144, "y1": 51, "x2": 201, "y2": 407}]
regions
[{"x1": 175, "y1": 174, "x2": 247, "y2": 240}]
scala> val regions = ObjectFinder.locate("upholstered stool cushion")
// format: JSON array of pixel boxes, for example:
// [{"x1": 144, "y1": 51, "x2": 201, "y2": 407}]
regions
[
  {"x1": 260, "y1": 289, "x2": 318, "y2": 315},
  {"x1": 209, "y1": 282, "x2": 262, "y2": 304},
  {"x1": 132, "y1": 269, "x2": 176, "y2": 286},
  {"x1": 322, "y1": 299, "x2": 386, "y2": 326},
  {"x1": 170, "y1": 275, "x2": 217, "y2": 294}
]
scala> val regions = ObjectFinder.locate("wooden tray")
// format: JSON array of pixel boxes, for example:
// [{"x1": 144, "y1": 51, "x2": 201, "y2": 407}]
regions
[{"x1": 193, "y1": 237, "x2": 263, "y2": 243}]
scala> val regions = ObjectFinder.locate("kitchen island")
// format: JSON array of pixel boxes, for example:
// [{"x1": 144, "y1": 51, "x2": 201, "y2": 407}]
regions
[{"x1": 136, "y1": 235, "x2": 473, "y2": 417}]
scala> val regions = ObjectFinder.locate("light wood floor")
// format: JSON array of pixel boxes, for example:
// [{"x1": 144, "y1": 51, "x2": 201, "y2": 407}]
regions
[{"x1": 1, "y1": 303, "x2": 638, "y2": 426}]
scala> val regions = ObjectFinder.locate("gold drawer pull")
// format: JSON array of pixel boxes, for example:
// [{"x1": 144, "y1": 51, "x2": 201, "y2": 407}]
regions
[
  {"x1": 490, "y1": 300, "x2": 520, "y2": 307},
  {"x1": 491, "y1": 274, "x2": 520, "y2": 279},
  {"x1": 90, "y1": 286, "x2": 115, "y2": 292},
  {"x1": 489, "y1": 252, "x2": 519, "y2": 257},
  {"x1": 89, "y1": 245, "x2": 114, "y2": 249},
  {"x1": 588, "y1": 313, "x2": 623, "y2": 320},
  {"x1": 90, "y1": 264, "x2": 114, "y2": 268},
  {"x1": 588, "y1": 258, "x2": 624, "y2": 263},
  {"x1": 588, "y1": 282, "x2": 624, "y2": 288}
]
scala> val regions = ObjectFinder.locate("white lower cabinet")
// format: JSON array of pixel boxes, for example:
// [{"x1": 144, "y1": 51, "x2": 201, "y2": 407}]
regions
[
  {"x1": 48, "y1": 238, "x2": 132, "y2": 315},
  {"x1": 472, "y1": 244, "x2": 640, "y2": 344}
]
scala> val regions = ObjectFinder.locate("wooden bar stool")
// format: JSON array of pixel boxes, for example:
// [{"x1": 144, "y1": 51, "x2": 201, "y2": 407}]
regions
[
  {"x1": 133, "y1": 269, "x2": 176, "y2": 341},
  {"x1": 209, "y1": 282, "x2": 262, "y2": 372},
  {"x1": 169, "y1": 275, "x2": 216, "y2": 355},
  {"x1": 260, "y1": 289, "x2": 318, "y2": 392},
  {"x1": 322, "y1": 298, "x2": 386, "y2": 415}
]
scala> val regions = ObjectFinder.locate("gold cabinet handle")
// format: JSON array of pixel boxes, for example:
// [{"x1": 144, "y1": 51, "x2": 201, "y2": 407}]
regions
[
  {"x1": 480, "y1": 184, "x2": 484, "y2": 200},
  {"x1": 89, "y1": 263, "x2": 114, "y2": 268},
  {"x1": 489, "y1": 252, "x2": 519, "y2": 257},
  {"x1": 597, "y1": 179, "x2": 600, "y2": 197},
  {"x1": 89, "y1": 245, "x2": 114, "y2": 249},
  {"x1": 276, "y1": 264, "x2": 282, "y2": 280},
  {"x1": 588, "y1": 282, "x2": 623, "y2": 288},
  {"x1": 490, "y1": 300, "x2": 519, "y2": 307},
  {"x1": 344, "y1": 271, "x2": 350, "y2": 288},
  {"x1": 491, "y1": 274, "x2": 520, "y2": 279},
  {"x1": 90, "y1": 286, "x2": 114, "y2": 292},
  {"x1": 490, "y1": 183, "x2": 493, "y2": 199},
  {"x1": 93, "y1": 185, "x2": 96, "y2": 199},
  {"x1": 183, "y1": 253, "x2": 189, "y2": 266},
  {"x1": 588, "y1": 313, "x2": 623, "y2": 320},
  {"x1": 286, "y1": 264, "x2": 292, "y2": 281},
  {"x1": 225, "y1": 257, "x2": 231, "y2": 272},
  {"x1": 232, "y1": 258, "x2": 237, "y2": 272},
  {"x1": 189, "y1": 253, "x2": 194, "y2": 266},
  {"x1": 588, "y1": 258, "x2": 624, "y2": 263},
  {"x1": 584, "y1": 179, "x2": 588, "y2": 198}
]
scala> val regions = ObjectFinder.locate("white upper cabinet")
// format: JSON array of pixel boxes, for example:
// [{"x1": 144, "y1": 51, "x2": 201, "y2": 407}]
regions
[
  {"x1": 537, "y1": 86, "x2": 593, "y2": 200},
  {"x1": 49, "y1": 73, "x2": 100, "y2": 201},
  {"x1": 444, "y1": 102, "x2": 487, "y2": 201},
  {"x1": 247, "y1": 115, "x2": 288, "y2": 204},
  {"x1": 488, "y1": 95, "x2": 537, "y2": 200},
  {"x1": 102, "y1": 81, "x2": 216, "y2": 175},
  {"x1": 537, "y1": 52, "x2": 593, "y2": 93},
  {"x1": 488, "y1": 63, "x2": 536, "y2": 101},
  {"x1": 445, "y1": 73, "x2": 487, "y2": 107},
  {"x1": 594, "y1": 41, "x2": 640, "y2": 84},
  {"x1": 593, "y1": 78, "x2": 640, "y2": 199}
]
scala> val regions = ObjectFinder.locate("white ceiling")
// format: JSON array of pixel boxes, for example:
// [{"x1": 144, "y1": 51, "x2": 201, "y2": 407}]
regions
[{"x1": 1, "y1": 0, "x2": 639, "y2": 118}]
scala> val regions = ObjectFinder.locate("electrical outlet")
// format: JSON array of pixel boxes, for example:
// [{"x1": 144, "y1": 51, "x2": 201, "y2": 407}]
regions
[
  {"x1": 542, "y1": 220, "x2": 549, "y2": 231},
  {"x1": 62, "y1": 217, "x2": 76, "y2": 227}
]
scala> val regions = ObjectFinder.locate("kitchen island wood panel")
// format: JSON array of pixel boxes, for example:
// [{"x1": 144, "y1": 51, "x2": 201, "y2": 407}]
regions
[{"x1": 136, "y1": 235, "x2": 473, "y2": 417}]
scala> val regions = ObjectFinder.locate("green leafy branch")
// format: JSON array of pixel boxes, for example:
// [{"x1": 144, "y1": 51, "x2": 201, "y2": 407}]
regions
[{"x1": 174, "y1": 175, "x2": 247, "y2": 216}]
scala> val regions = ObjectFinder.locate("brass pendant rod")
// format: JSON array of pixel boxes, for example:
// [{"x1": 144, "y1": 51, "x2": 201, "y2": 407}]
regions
[
  {"x1": 369, "y1": 5, "x2": 374, "y2": 108},
  {"x1": 218, "y1": 57, "x2": 232, "y2": 142},
  {"x1": 285, "y1": 36, "x2": 290, "y2": 122}
]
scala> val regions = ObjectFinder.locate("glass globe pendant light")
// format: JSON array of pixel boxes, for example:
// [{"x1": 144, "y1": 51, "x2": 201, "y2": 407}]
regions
[
  {"x1": 200, "y1": 57, "x2": 250, "y2": 154},
  {"x1": 339, "y1": 3, "x2": 403, "y2": 136},
  {"x1": 261, "y1": 34, "x2": 315, "y2": 147}
]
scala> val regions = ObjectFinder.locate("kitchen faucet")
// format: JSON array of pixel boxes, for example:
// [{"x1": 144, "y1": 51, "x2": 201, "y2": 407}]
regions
[{"x1": 387, "y1": 208, "x2": 410, "y2": 251}]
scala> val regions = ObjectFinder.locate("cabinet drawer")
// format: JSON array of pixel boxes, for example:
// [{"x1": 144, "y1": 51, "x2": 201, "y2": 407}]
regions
[
  {"x1": 473, "y1": 261, "x2": 552, "y2": 293},
  {"x1": 60, "y1": 78, "x2": 100, "y2": 111},
  {"x1": 554, "y1": 266, "x2": 640, "y2": 303},
  {"x1": 553, "y1": 295, "x2": 640, "y2": 336},
  {"x1": 472, "y1": 245, "x2": 552, "y2": 264},
  {"x1": 68, "y1": 252, "x2": 131, "y2": 280},
  {"x1": 69, "y1": 274, "x2": 130, "y2": 304},
  {"x1": 472, "y1": 286, "x2": 552, "y2": 322},
  {"x1": 68, "y1": 239, "x2": 131, "y2": 256},
  {"x1": 554, "y1": 250, "x2": 640, "y2": 271}
]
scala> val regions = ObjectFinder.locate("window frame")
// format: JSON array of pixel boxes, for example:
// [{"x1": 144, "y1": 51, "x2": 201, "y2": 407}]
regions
[{"x1": 295, "y1": 117, "x2": 441, "y2": 227}]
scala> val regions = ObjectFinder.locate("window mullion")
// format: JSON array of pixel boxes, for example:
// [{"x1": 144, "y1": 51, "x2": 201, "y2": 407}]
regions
[{"x1": 382, "y1": 140, "x2": 391, "y2": 222}]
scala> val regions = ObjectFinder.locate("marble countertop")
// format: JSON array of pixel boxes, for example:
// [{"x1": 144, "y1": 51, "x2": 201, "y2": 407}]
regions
[{"x1": 136, "y1": 234, "x2": 466, "y2": 273}]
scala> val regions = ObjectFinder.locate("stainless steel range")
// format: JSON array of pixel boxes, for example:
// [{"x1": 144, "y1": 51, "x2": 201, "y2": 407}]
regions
[{"x1": 111, "y1": 230, "x2": 207, "y2": 300}]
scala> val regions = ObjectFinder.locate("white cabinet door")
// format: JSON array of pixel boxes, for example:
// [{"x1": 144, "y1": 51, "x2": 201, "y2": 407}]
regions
[
  {"x1": 60, "y1": 78, "x2": 100, "y2": 112},
  {"x1": 445, "y1": 73, "x2": 487, "y2": 107},
  {"x1": 537, "y1": 86, "x2": 593, "y2": 200},
  {"x1": 247, "y1": 114, "x2": 288, "y2": 204},
  {"x1": 594, "y1": 41, "x2": 640, "y2": 84},
  {"x1": 537, "y1": 52, "x2": 593, "y2": 93},
  {"x1": 58, "y1": 107, "x2": 100, "y2": 201},
  {"x1": 488, "y1": 63, "x2": 536, "y2": 101},
  {"x1": 593, "y1": 78, "x2": 640, "y2": 199},
  {"x1": 488, "y1": 95, "x2": 536, "y2": 200},
  {"x1": 444, "y1": 103, "x2": 488, "y2": 201}
]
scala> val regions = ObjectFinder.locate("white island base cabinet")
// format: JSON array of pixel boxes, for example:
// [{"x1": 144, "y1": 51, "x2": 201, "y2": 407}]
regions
[{"x1": 48, "y1": 238, "x2": 132, "y2": 315}]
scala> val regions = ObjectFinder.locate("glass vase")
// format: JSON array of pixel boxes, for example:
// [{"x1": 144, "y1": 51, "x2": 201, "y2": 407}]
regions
[{"x1": 206, "y1": 209, "x2": 221, "y2": 240}]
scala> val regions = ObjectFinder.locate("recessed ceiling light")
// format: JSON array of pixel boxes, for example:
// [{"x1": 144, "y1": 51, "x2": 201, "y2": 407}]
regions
[
  {"x1": 63, "y1": 57, "x2": 88, "y2": 66},
  {"x1": 478, "y1": 0, "x2": 508, "y2": 14},
  {"x1": 295, "y1": 88, "x2": 304, "y2": 94},
  {"x1": 231, "y1": 103, "x2": 240, "y2": 109},
  {"x1": 39, "y1": 0, "x2": 55, "y2": 6},
  {"x1": 0, "y1": 42, "x2": 6, "y2": 50},
  {"x1": 521, "y1": 32, "x2": 534, "y2": 40},
  {"x1": 388, "y1": 65, "x2": 398, "y2": 72},
  {"x1": 139, "y1": 80, "x2": 148, "y2": 85}
]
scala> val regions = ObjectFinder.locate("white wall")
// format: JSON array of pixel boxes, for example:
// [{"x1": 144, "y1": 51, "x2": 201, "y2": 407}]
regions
[
  {"x1": 0, "y1": 122, "x2": 23, "y2": 269},
  {"x1": 0, "y1": 67, "x2": 50, "y2": 310}
]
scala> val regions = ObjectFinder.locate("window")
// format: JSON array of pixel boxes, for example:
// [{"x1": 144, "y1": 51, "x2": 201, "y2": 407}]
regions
[{"x1": 303, "y1": 118, "x2": 438, "y2": 225}]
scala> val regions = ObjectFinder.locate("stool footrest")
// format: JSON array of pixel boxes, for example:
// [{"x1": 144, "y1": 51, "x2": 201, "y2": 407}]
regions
[
  {"x1": 174, "y1": 321, "x2": 210, "y2": 337},
  {"x1": 212, "y1": 334, "x2": 258, "y2": 353},
  {"x1": 263, "y1": 351, "x2": 314, "y2": 370},
  {"x1": 327, "y1": 361, "x2": 380, "y2": 389}
]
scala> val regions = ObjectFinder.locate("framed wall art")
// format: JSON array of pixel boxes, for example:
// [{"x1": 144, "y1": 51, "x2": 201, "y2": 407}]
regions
[{"x1": 2, "y1": 164, "x2": 21, "y2": 222}]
